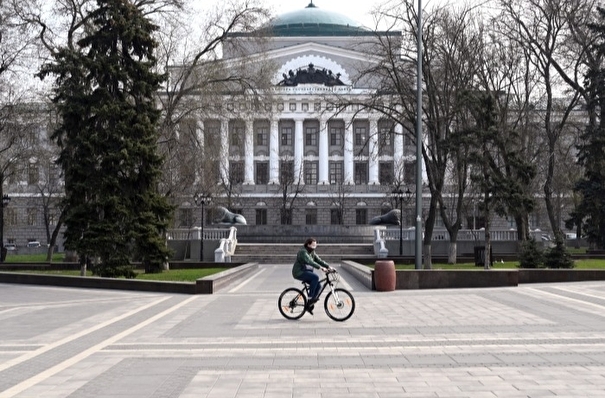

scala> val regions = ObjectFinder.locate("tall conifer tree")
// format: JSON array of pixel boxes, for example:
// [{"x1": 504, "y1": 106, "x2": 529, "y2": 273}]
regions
[
  {"x1": 39, "y1": 0, "x2": 173, "y2": 276},
  {"x1": 574, "y1": 6, "x2": 605, "y2": 250}
]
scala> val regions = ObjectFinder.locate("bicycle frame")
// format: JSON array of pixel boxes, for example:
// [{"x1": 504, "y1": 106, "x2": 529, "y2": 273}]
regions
[{"x1": 302, "y1": 270, "x2": 339, "y2": 301}]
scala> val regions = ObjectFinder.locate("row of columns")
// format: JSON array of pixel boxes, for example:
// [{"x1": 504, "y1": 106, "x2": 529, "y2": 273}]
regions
[{"x1": 198, "y1": 117, "x2": 404, "y2": 185}]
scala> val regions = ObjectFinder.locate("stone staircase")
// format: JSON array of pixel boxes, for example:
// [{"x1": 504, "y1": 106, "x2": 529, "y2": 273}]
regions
[{"x1": 231, "y1": 242, "x2": 375, "y2": 264}]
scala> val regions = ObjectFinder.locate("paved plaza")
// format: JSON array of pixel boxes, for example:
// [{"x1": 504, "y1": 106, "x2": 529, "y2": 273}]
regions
[{"x1": 2, "y1": 264, "x2": 605, "y2": 397}]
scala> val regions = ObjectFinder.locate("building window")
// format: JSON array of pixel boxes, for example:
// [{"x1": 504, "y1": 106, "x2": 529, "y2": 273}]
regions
[
  {"x1": 354, "y1": 127, "x2": 366, "y2": 146},
  {"x1": 28, "y1": 163, "x2": 39, "y2": 185},
  {"x1": 230, "y1": 126, "x2": 243, "y2": 146},
  {"x1": 204, "y1": 122, "x2": 220, "y2": 157},
  {"x1": 280, "y1": 208, "x2": 292, "y2": 225},
  {"x1": 330, "y1": 127, "x2": 343, "y2": 146},
  {"x1": 255, "y1": 127, "x2": 268, "y2": 146},
  {"x1": 302, "y1": 103, "x2": 309, "y2": 111},
  {"x1": 354, "y1": 162, "x2": 368, "y2": 185},
  {"x1": 304, "y1": 161, "x2": 318, "y2": 184},
  {"x1": 256, "y1": 162, "x2": 268, "y2": 184},
  {"x1": 48, "y1": 211, "x2": 59, "y2": 226},
  {"x1": 329, "y1": 161, "x2": 343, "y2": 184},
  {"x1": 27, "y1": 208, "x2": 38, "y2": 226},
  {"x1": 378, "y1": 124, "x2": 394, "y2": 155},
  {"x1": 331, "y1": 208, "x2": 343, "y2": 225},
  {"x1": 49, "y1": 162, "x2": 61, "y2": 182},
  {"x1": 7, "y1": 163, "x2": 18, "y2": 184},
  {"x1": 379, "y1": 162, "x2": 394, "y2": 185},
  {"x1": 256, "y1": 209, "x2": 267, "y2": 225},
  {"x1": 230, "y1": 161, "x2": 244, "y2": 184},
  {"x1": 289, "y1": 103, "x2": 296, "y2": 111},
  {"x1": 305, "y1": 127, "x2": 318, "y2": 146},
  {"x1": 5, "y1": 208, "x2": 17, "y2": 226},
  {"x1": 280, "y1": 160, "x2": 294, "y2": 184},
  {"x1": 281, "y1": 127, "x2": 292, "y2": 146},
  {"x1": 26, "y1": 130, "x2": 39, "y2": 146},
  {"x1": 314, "y1": 102, "x2": 321, "y2": 111},
  {"x1": 356, "y1": 209, "x2": 367, "y2": 225},
  {"x1": 306, "y1": 208, "x2": 317, "y2": 225},
  {"x1": 179, "y1": 208, "x2": 194, "y2": 227},
  {"x1": 404, "y1": 162, "x2": 415, "y2": 185}
]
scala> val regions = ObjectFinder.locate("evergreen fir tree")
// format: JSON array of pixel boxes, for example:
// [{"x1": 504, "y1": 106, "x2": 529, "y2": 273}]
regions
[
  {"x1": 574, "y1": 6, "x2": 605, "y2": 250},
  {"x1": 518, "y1": 237, "x2": 543, "y2": 269},
  {"x1": 38, "y1": 0, "x2": 173, "y2": 276}
]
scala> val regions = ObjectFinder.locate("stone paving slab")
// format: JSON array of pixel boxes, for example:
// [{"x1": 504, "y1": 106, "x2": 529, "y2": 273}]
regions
[{"x1": 2, "y1": 263, "x2": 605, "y2": 397}]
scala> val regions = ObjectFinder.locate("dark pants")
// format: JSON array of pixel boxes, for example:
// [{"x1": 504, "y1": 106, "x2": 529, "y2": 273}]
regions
[{"x1": 295, "y1": 270, "x2": 321, "y2": 301}]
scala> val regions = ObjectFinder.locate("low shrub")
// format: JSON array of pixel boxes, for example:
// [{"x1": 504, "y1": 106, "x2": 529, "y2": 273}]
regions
[
  {"x1": 543, "y1": 241, "x2": 575, "y2": 269},
  {"x1": 519, "y1": 238, "x2": 544, "y2": 268}
]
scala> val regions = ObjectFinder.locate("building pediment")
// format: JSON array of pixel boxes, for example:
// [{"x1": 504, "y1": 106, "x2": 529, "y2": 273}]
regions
[{"x1": 278, "y1": 62, "x2": 345, "y2": 87}]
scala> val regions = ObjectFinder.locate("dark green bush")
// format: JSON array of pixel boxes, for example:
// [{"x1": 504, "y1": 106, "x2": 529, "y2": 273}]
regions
[
  {"x1": 519, "y1": 238, "x2": 543, "y2": 268},
  {"x1": 543, "y1": 241, "x2": 575, "y2": 269}
]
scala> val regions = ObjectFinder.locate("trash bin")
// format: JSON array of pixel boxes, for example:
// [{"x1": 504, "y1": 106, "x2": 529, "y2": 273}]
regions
[
  {"x1": 374, "y1": 260, "x2": 396, "y2": 291},
  {"x1": 474, "y1": 246, "x2": 493, "y2": 267}
]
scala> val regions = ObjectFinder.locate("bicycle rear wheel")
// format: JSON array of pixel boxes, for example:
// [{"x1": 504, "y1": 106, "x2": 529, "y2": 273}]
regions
[
  {"x1": 324, "y1": 288, "x2": 355, "y2": 321},
  {"x1": 278, "y1": 288, "x2": 307, "y2": 320}
]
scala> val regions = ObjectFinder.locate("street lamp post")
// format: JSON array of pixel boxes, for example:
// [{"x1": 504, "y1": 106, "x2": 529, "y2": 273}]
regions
[
  {"x1": 194, "y1": 193, "x2": 211, "y2": 262},
  {"x1": 472, "y1": 200, "x2": 477, "y2": 231},
  {"x1": 1, "y1": 194, "x2": 11, "y2": 263},
  {"x1": 392, "y1": 189, "x2": 405, "y2": 256}
]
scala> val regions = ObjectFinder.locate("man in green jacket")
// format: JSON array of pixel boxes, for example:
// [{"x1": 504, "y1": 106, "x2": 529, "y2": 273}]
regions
[{"x1": 292, "y1": 237, "x2": 332, "y2": 314}]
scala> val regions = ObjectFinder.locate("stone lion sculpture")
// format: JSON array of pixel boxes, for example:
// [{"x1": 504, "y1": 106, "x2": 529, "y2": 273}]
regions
[
  {"x1": 369, "y1": 209, "x2": 400, "y2": 226},
  {"x1": 213, "y1": 206, "x2": 247, "y2": 225}
]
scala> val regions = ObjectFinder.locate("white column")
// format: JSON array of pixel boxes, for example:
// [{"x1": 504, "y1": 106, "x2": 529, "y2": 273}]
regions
[
  {"x1": 269, "y1": 118, "x2": 279, "y2": 184},
  {"x1": 343, "y1": 119, "x2": 354, "y2": 184},
  {"x1": 294, "y1": 118, "x2": 304, "y2": 184},
  {"x1": 394, "y1": 123, "x2": 404, "y2": 160},
  {"x1": 318, "y1": 118, "x2": 329, "y2": 184},
  {"x1": 394, "y1": 123, "x2": 404, "y2": 183},
  {"x1": 220, "y1": 118, "x2": 229, "y2": 183},
  {"x1": 244, "y1": 119, "x2": 254, "y2": 184},
  {"x1": 368, "y1": 118, "x2": 379, "y2": 185},
  {"x1": 195, "y1": 119, "x2": 204, "y2": 186}
]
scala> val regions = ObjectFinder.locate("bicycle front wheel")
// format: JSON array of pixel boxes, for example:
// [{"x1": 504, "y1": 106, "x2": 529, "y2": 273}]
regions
[
  {"x1": 278, "y1": 288, "x2": 307, "y2": 320},
  {"x1": 324, "y1": 288, "x2": 355, "y2": 321}
]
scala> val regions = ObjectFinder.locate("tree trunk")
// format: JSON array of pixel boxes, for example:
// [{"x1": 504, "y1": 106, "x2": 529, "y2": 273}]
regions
[
  {"x1": 422, "y1": 196, "x2": 438, "y2": 269},
  {"x1": 46, "y1": 219, "x2": 63, "y2": 263},
  {"x1": 447, "y1": 236, "x2": 458, "y2": 264},
  {"x1": 423, "y1": 244, "x2": 431, "y2": 269}
]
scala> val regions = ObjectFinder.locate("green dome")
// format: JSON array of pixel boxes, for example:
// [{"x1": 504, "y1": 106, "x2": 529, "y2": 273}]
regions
[{"x1": 268, "y1": 2, "x2": 369, "y2": 36}]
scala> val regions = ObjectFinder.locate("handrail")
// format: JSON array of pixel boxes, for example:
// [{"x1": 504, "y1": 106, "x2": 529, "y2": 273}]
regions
[
  {"x1": 166, "y1": 228, "x2": 231, "y2": 241},
  {"x1": 373, "y1": 227, "x2": 388, "y2": 258},
  {"x1": 214, "y1": 227, "x2": 238, "y2": 263},
  {"x1": 379, "y1": 228, "x2": 543, "y2": 242}
]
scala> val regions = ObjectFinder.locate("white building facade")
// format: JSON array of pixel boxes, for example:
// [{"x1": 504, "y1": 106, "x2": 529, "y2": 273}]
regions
[{"x1": 177, "y1": 2, "x2": 419, "y2": 228}]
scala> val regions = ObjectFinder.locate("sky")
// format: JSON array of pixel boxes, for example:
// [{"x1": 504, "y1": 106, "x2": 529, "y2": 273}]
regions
[{"x1": 258, "y1": 0, "x2": 454, "y2": 30}]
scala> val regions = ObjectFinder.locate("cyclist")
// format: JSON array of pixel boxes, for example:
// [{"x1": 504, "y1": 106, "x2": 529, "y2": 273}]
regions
[{"x1": 292, "y1": 237, "x2": 332, "y2": 314}]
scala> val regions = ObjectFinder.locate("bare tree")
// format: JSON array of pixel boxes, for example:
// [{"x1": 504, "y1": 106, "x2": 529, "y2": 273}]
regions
[
  {"x1": 275, "y1": 158, "x2": 304, "y2": 225},
  {"x1": 154, "y1": 0, "x2": 274, "y2": 204},
  {"x1": 28, "y1": 105, "x2": 65, "y2": 261},
  {"x1": 0, "y1": 1, "x2": 45, "y2": 256},
  {"x1": 496, "y1": 0, "x2": 599, "y2": 242},
  {"x1": 339, "y1": 2, "x2": 483, "y2": 267}
]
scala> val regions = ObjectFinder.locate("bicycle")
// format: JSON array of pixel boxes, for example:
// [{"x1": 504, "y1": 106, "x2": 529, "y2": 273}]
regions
[{"x1": 278, "y1": 268, "x2": 355, "y2": 321}]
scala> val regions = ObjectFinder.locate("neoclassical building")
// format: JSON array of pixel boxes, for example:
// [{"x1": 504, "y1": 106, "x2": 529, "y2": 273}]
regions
[{"x1": 177, "y1": 2, "x2": 417, "y2": 228}]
